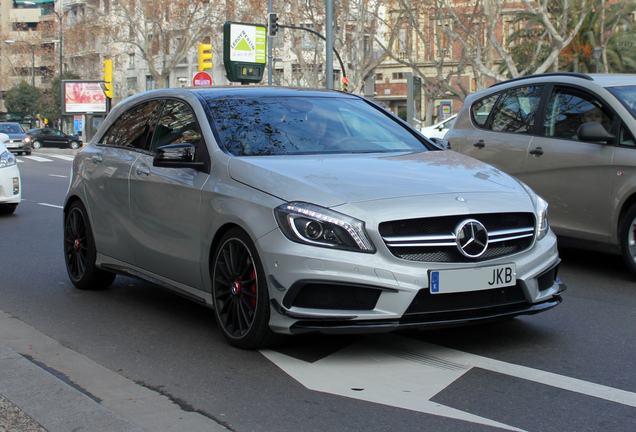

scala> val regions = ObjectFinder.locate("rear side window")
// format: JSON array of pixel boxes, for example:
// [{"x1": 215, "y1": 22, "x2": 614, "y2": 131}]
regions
[
  {"x1": 489, "y1": 86, "x2": 543, "y2": 134},
  {"x1": 471, "y1": 94, "x2": 499, "y2": 128}
]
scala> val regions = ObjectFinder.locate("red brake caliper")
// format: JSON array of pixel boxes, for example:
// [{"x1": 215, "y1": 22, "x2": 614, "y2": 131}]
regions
[{"x1": 249, "y1": 269, "x2": 256, "y2": 307}]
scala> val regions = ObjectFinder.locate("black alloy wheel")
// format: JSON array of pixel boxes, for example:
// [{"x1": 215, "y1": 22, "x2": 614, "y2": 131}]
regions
[
  {"x1": 64, "y1": 201, "x2": 116, "y2": 290},
  {"x1": 212, "y1": 228, "x2": 278, "y2": 349}
]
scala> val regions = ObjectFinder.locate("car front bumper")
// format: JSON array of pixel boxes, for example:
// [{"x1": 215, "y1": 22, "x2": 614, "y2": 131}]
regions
[{"x1": 258, "y1": 228, "x2": 564, "y2": 335}]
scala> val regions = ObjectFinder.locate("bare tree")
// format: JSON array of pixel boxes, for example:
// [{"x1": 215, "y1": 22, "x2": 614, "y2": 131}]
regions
[{"x1": 93, "y1": 0, "x2": 222, "y2": 89}]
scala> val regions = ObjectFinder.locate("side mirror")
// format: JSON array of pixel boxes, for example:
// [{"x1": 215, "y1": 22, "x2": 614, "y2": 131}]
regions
[
  {"x1": 577, "y1": 122, "x2": 615, "y2": 143},
  {"x1": 430, "y1": 137, "x2": 451, "y2": 150},
  {"x1": 153, "y1": 143, "x2": 205, "y2": 170}
]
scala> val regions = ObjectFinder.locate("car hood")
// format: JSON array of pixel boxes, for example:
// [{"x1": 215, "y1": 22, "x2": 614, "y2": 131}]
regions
[
  {"x1": 228, "y1": 150, "x2": 529, "y2": 208},
  {"x1": 6, "y1": 133, "x2": 27, "y2": 139}
]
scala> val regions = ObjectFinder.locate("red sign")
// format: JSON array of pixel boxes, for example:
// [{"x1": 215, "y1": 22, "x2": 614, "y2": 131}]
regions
[{"x1": 193, "y1": 72, "x2": 212, "y2": 87}]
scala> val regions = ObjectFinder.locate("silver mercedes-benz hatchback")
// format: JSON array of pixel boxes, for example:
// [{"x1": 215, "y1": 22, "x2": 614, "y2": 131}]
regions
[{"x1": 64, "y1": 87, "x2": 565, "y2": 349}]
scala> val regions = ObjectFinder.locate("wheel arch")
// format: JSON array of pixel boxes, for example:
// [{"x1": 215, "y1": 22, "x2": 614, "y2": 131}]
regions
[{"x1": 617, "y1": 192, "x2": 636, "y2": 243}]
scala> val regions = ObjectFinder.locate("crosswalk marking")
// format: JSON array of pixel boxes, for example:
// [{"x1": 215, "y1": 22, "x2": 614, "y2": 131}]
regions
[
  {"x1": 20, "y1": 155, "x2": 54, "y2": 162},
  {"x1": 49, "y1": 154, "x2": 75, "y2": 161},
  {"x1": 17, "y1": 154, "x2": 74, "y2": 163}
]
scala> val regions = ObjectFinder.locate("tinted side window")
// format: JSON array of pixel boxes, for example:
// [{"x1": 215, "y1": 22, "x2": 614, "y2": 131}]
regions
[
  {"x1": 489, "y1": 86, "x2": 542, "y2": 134},
  {"x1": 543, "y1": 88, "x2": 613, "y2": 141},
  {"x1": 471, "y1": 94, "x2": 499, "y2": 128},
  {"x1": 149, "y1": 100, "x2": 203, "y2": 153},
  {"x1": 116, "y1": 100, "x2": 164, "y2": 150},
  {"x1": 100, "y1": 115, "x2": 125, "y2": 145}
]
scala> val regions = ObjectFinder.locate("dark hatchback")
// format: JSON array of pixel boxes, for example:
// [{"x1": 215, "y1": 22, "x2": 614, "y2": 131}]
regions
[{"x1": 27, "y1": 128, "x2": 83, "y2": 149}]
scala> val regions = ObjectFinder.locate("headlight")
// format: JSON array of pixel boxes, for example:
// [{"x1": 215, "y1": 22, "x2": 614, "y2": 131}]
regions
[
  {"x1": 0, "y1": 151, "x2": 16, "y2": 168},
  {"x1": 24, "y1": 136, "x2": 31, "y2": 143},
  {"x1": 275, "y1": 202, "x2": 376, "y2": 253},
  {"x1": 536, "y1": 196, "x2": 549, "y2": 241}
]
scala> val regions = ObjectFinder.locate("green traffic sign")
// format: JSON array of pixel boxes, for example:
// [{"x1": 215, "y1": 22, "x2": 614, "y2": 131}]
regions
[{"x1": 223, "y1": 21, "x2": 267, "y2": 83}]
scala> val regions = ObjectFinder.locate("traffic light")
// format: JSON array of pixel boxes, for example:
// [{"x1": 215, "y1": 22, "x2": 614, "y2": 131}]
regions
[
  {"x1": 268, "y1": 13, "x2": 279, "y2": 37},
  {"x1": 341, "y1": 77, "x2": 348, "y2": 92},
  {"x1": 198, "y1": 44, "x2": 213, "y2": 71},
  {"x1": 102, "y1": 59, "x2": 114, "y2": 99}
]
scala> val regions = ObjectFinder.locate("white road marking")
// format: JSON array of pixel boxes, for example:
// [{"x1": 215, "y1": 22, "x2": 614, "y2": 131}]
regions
[
  {"x1": 21, "y1": 156, "x2": 53, "y2": 162},
  {"x1": 38, "y1": 203, "x2": 63, "y2": 209},
  {"x1": 49, "y1": 174, "x2": 68, "y2": 178},
  {"x1": 48, "y1": 155, "x2": 75, "y2": 161},
  {"x1": 261, "y1": 334, "x2": 636, "y2": 431}
]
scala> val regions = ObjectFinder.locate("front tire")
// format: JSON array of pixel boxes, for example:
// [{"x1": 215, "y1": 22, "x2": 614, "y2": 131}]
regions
[
  {"x1": 32, "y1": 140, "x2": 42, "y2": 149},
  {"x1": 211, "y1": 228, "x2": 278, "y2": 349},
  {"x1": 620, "y1": 204, "x2": 636, "y2": 276},
  {"x1": 64, "y1": 201, "x2": 116, "y2": 290}
]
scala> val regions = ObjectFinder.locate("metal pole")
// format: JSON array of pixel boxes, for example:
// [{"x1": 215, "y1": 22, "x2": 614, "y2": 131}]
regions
[
  {"x1": 325, "y1": 0, "x2": 333, "y2": 89},
  {"x1": 267, "y1": 0, "x2": 273, "y2": 86}
]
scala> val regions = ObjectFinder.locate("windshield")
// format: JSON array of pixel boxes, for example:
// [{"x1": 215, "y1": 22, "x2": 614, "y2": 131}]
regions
[
  {"x1": 607, "y1": 85, "x2": 636, "y2": 119},
  {"x1": 206, "y1": 96, "x2": 429, "y2": 156},
  {"x1": 0, "y1": 124, "x2": 25, "y2": 134}
]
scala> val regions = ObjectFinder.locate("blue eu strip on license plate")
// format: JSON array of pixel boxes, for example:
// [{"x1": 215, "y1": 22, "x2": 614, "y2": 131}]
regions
[{"x1": 431, "y1": 271, "x2": 440, "y2": 293}]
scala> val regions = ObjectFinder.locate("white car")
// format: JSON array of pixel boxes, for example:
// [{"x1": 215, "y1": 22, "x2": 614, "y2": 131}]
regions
[
  {"x1": 0, "y1": 139, "x2": 21, "y2": 214},
  {"x1": 420, "y1": 114, "x2": 457, "y2": 138}
]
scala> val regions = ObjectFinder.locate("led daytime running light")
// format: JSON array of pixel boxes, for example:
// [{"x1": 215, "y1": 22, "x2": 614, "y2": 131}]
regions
[{"x1": 285, "y1": 203, "x2": 373, "y2": 251}]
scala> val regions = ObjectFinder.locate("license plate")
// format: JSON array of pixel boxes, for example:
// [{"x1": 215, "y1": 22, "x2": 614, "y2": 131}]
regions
[
  {"x1": 430, "y1": 264, "x2": 516, "y2": 294},
  {"x1": 6, "y1": 143, "x2": 18, "y2": 148}
]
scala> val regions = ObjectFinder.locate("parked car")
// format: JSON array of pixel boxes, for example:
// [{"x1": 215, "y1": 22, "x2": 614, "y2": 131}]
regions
[
  {"x1": 420, "y1": 114, "x2": 457, "y2": 138},
  {"x1": 63, "y1": 87, "x2": 565, "y2": 349},
  {"x1": 0, "y1": 140, "x2": 21, "y2": 214},
  {"x1": 445, "y1": 72, "x2": 636, "y2": 274},
  {"x1": 26, "y1": 128, "x2": 83, "y2": 149},
  {"x1": 0, "y1": 122, "x2": 31, "y2": 155}
]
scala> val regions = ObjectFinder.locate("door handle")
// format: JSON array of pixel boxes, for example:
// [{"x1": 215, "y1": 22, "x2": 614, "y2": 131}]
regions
[
  {"x1": 135, "y1": 164, "x2": 151, "y2": 176},
  {"x1": 473, "y1": 140, "x2": 485, "y2": 149},
  {"x1": 91, "y1": 155, "x2": 103, "y2": 164},
  {"x1": 529, "y1": 147, "x2": 544, "y2": 156}
]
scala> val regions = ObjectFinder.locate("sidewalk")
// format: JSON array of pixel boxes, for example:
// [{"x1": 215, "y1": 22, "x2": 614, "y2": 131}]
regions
[{"x1": 0, "y1": 310, "x2": 228, "y2": 432}]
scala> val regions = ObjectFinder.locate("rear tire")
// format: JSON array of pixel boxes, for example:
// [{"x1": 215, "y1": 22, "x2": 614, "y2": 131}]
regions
[
  {"x1": 64, "y1": 201, "x2": 116, "y2": 290},
  {"x1": 620, "y1": 204, "x2": 636, "y2": 276},
  {"x1": 70, "y1": 141, "x2": 80, "y2": 149},
  {"x1": 211, "y1": 228, "x2": 279, "y2": 349}
]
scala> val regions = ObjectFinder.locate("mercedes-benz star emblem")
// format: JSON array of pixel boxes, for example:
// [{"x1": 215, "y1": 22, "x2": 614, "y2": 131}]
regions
[{"x1": 456, "y1": 219, "x2": 489, "y2": 258}]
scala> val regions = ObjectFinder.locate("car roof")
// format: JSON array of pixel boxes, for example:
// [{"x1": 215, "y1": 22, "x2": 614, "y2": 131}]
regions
[
  {"x1": 118, "y1": 86, "x2": 360, "y2": 107},
  {"x1": 489, "y1": 72, "x2": 636, "y2": 90}
]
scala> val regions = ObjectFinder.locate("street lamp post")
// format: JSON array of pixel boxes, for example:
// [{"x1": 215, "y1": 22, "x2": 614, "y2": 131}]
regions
[
  {"x1": 4, "y1": 40, "x2": 36, "y2": 124},
  {"x1": 593, "y1": 46, "x2": 602, "y2": 73}
]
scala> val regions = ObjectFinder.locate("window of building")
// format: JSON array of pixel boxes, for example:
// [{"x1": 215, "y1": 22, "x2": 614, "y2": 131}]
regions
[
  {"x1": 392, "y1": 72, "x2": 405, "y2": 80},
  {"x1": 128, "y1": 53, "x2": 135, "y2": 69},
  {"x1": 376, "y1": 73, "x2": 383, "y2": 82},
  {"x1": 146, "y1": 75, "x2": 156, "y2": 91}
]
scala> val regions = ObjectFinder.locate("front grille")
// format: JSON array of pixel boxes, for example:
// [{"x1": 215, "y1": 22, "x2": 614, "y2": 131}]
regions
[
  {"x1": 287, "y1": 283, "x2": 382, "y2": 310},
  {"x1": 404, "y1": 285, "x2": 527, "y2": 315},
  {"x1": 379, "y1": 213, "x2": 535, "y2": 263}
]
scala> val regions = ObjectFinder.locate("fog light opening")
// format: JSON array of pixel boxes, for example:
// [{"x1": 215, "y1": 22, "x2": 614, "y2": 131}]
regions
[{"x1": 12, "y1": 177, "x2": 19, "y2": 195}]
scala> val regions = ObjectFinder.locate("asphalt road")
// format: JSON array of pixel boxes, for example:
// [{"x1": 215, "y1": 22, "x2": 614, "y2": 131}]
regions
[{"x1": 1, "y1": 149, "x2": 635, "y2": 432}]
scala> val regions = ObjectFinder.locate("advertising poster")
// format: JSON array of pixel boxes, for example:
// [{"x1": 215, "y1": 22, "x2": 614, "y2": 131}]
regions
[{"x1": 63, "y1": 81, "x2": 107, "y2": 114}]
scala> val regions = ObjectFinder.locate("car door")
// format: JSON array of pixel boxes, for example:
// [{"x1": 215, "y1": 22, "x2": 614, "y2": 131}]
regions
[
  {"x1": 520, "y1": 86, "x2": 616, "y2": 243},
  {"x1": 453, "y1": 85, "x2": 544, "y2": 176},
  {"x1": 39, "y1": 129, "x2": 55, "y2": 146},
  {"x1": 129, "y1": 99, "x2": 210, "y2": 291},
  {"x1": 51, "y1": 130, "x2": 68, "y2": 147},
  {"x1": 82, "y1": 101, "x2": 162, "y2": 264}
]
